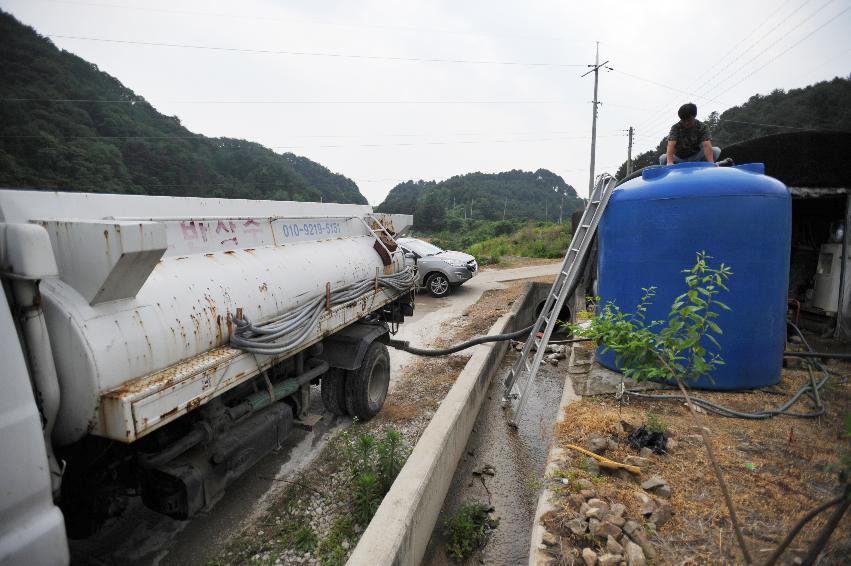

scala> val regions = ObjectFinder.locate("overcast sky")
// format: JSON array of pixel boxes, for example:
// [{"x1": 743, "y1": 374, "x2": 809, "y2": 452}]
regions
[{"x1": 2, "y1": 0, "x2": 849, "y2": 203}]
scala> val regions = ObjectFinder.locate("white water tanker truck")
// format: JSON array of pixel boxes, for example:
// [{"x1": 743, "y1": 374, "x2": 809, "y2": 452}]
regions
[{"x1": 0, "y1": 189, "x2": 416, "y2": 564}]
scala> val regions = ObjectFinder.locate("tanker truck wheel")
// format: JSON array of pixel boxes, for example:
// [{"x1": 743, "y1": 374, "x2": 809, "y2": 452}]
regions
[
  {"x1": 321, "y1": 368, "x2": 349, "y2": 416},
  {"x1": 344, "y1": 342, "x2": 390, "y2": 421}
]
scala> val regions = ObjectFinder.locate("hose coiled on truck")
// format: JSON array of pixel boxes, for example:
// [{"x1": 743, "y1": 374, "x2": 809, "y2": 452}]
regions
[{"x1": 230, "y1": 267, "x2": 417, "y2": 356}]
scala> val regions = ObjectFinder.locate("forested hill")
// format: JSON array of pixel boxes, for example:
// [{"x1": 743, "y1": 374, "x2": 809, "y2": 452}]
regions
[
  {"x1": 0, "y1": 11, "x2": 367, "y2": 204},
  {"x1": 617, "y1": 76, "x2": 851, "y2": 178},
  {"x1": 375, "y1": 169, "x2": 582, "y2": 231}
]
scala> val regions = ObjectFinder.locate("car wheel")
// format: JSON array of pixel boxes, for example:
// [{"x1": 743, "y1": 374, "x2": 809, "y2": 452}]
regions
[
  {"x1": 426, "y1": 272, "x2": 451, "y2": 297},
  {"x1": 344, "y1": 342, "x2": 390, "y2": 421},
  {"x1": 321, "y1": 367, "x2": 349, "y2": 416}
]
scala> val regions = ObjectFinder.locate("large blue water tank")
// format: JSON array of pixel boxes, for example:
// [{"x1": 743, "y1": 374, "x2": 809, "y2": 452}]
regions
[{"x1": 597, "y1": 162, "x2": 790, "y2": 389}]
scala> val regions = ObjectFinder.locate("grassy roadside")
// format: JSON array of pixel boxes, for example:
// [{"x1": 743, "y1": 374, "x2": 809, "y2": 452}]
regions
[{"x1": 416, "y1": 220, "x2": 574, "y2": 266}]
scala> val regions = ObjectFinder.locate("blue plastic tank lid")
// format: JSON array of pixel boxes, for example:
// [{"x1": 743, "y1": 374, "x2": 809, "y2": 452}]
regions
[{"x1": 642, "y1": 162, "x2": 765, "y2": 181}]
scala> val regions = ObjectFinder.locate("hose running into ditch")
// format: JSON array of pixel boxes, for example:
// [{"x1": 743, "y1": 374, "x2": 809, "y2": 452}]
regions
[{"x1": 230, "y1": 267, "x2": 417, "y2": 356}]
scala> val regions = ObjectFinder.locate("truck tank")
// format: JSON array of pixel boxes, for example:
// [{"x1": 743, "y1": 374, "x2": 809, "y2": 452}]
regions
[
  {"x1": 0, "y1": 190, "x2": 412, "y2": 445},
  {"x1": 597, "y1": 162, "x2": 791, "y2": 389}
]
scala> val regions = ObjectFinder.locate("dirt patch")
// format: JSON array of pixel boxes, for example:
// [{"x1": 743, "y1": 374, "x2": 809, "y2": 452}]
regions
[
  {"x1": 208, "y1": 282, "x2": 528, "y2": 565},
  {"x1": 540, "y1": 355, "x2": 851, "y2": 565}
]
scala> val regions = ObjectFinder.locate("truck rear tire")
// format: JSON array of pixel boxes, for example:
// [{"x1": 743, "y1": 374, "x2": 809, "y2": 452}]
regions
[
  {"x1": 344, "y1": 342, "x2": 390, "y2": 421},
  {"x1": 321, "y1": 368, "x2": 349, "y2": 416}
]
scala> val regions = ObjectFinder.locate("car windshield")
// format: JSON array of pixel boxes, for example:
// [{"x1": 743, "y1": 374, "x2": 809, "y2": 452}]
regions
[{"x1": 403, "y1": 239, "x2": 444, "y2": 256}]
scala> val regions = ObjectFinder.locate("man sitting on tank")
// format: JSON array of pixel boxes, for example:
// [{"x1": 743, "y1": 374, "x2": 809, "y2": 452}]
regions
[{"x1": 659, "y1": 103, "x2": 721, "y2": 165}]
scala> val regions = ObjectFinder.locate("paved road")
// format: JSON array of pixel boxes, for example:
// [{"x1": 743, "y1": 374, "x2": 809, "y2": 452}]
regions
[
  {"x1": 68, "y1": 262, "x2": 560, "y2": 566},
  {"x1": 389, "y1": 263, "x2": 561, "y2": 376}
]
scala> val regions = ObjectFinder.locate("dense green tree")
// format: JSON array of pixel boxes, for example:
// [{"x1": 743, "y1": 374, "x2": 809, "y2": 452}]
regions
[
  {"x1": 376, "y1": 169, "x2": 581, "y2": 231},
  {"x1": 0, "y1": 11, "x2": 367, "y2": 204}
]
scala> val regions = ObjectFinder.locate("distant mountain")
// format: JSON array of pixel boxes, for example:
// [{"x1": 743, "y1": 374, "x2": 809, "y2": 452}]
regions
[
  {"x1": 0, "y1": 11, "x2": 367, "y2": 204},
  {"x1": 617, "y1": 76, "x2": 851, "y2": 178},
  {"x1": 375, "y1": 169, "x2": 582, "y2": 230}
]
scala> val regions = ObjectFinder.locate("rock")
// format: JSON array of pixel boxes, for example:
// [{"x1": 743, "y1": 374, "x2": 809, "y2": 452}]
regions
[
  {"x1": 634, "y1": 491, "x2": 653, "y2": 505},
  {"x1": 610, "y1": 503, "x2": 626, "y2": 518},
  {"x1": 622, "y1": 522, "x2": 657, "y2": 561},
  {"x1": 624, "y1": 540, "x2": 646, "y2": 566},
  {"x1": 640, "y1": 475, "x2": 667, "y2": 491},
  {"x1": 341, "y1": 540, "x2": 350, "y2": 550},
  {"x1": 606, "y1": 438, "x2": 619, "y2": 452},
  {"x1": 568, "y1": 494, "x2": 586, "y2": 510},
  {"x1": 624, "y1": 456, "x2": 651, "y2": 468},
  {"x1": 598, "y1": 553, "x2": 623, "y2": 566},
  {"x1": 589, "y1": 518, "x2": 622, "y2": 540},
  {"x1": 587, "y1": 498, "x2": 610, "y2": 512},
  {"x1": 665, "y1": 438, "x2": 678, "y2": 452},
  {"x1": 582, "y1": 547, "x2": 598, "y2": 566},
  {"x1": 542, "y1": 530, "x2": 558, "y2": 547},
  {"x1": 606, "y1": 535, "x2": 624, "y2": 555},
  {"x1": 580, "y1": 502, "x2": 591, "y2": 517},
  {"x1": 576, "y1": 478, "x2": 594, "y2": 490},
  {"x1": 639, "y1": 447, "x2": 654, "y2": 458},
  {"x1": 606, "y1": 513, "x2": 625, "y2": 527},
  {"x1": 473, "y1": 464, "x2": 496, "y2": 476},
  {"x1": 580, "y1": 489, "x2": 598, "y2": 500},
  {"x1": 587, "y1": 434, "x2": 609, "y2": 455},
  {"x1": 585, "y1": 506, "x2": 605, "y2": 519},
  {"x1": 683, "y1": 434, "x2": 703, "y2": 444},
  {"x1": 650, "y1": 501, "x2": 673, "y2": 527},
  {"x1": 654, "y1": 484, "x2": 672, "y2": 498},
  {"x1": 567, "y1": 518, "x2": 588, "y2": 535}
]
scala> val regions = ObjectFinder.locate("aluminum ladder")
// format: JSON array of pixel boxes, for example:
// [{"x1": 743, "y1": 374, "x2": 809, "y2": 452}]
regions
[{"x1": 502, "y1": 173, "x2": 617, "y2": 425}]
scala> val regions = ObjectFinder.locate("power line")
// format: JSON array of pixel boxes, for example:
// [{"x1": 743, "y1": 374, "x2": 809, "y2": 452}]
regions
[
  {"x1": 710, "y1": 3, "x2": 851, "y2": 100},
  {"x1": 46, "y1": 34, "x2": 586, "y2": 67},
  {"x1": 701, "y1": 0, "x2": 838, "y2": 100},
  {"x1": 0, "y1": 133, "x2": 623, "y2": 151},
  {"x1": 637, "y1": 0, "x2": 841, "y2": 139},
  {"x1": 0, "y1": 97, "x2": 589, "y2": 105},
  {"x1": 36, "y1": 0, "x2": 585, "y2": 43},
  {"x1": 631, "y1": 0, "x2": 806, "y2": 133}
]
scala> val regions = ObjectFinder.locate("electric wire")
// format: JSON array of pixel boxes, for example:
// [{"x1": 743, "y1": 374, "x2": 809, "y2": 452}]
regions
[
  {"x1": 44, "y1": 34, "x2": 586, "y2": 68},
  {"x1": 624, "y1": 321, "x2": 841, "y2": 420},
  {"x1": 230, "y1": 266, "x2": 417, "y2": 356}
]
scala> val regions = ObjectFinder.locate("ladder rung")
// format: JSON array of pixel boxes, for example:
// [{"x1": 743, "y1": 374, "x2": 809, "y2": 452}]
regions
[
  {"x1": 591, "y1": 200, "x2": 601, "y2": 204},
  {"x1": 581, "y1": 224, "x2": 590, "y2": 228}
]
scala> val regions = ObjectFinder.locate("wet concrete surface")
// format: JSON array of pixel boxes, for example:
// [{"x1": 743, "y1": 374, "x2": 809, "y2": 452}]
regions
[
  {"x1": 68, "y1": 263, "x2": 558, "y2": 566},
  {"x1": 422, "y1": 353, "x2": 565, "y2": 566}
]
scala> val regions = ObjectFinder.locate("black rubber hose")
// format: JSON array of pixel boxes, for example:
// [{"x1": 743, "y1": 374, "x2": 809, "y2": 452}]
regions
[
  {"x1": 783, "y1": 350, "x2": 851, "y2": 360},
  {"x1": 388, "y1": 324, "x2": 534, "y2": 356},
  {"x1": 387, "y1": 324, "x2": 595, "y2": 356}
]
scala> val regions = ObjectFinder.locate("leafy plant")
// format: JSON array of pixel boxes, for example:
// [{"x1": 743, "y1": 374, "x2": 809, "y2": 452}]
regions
[
  {"x1": 339, "y1": 427, "x2": 410, "y2": 525},
  {"x1": 644, "y1": 411, "x2": 669, "y2": 435},
  {"x1": 443, "y1": 502, "x2": 499, "y2": 561},
  {"x1": 571, "y1": 250, "x2": 732, "y2": 386}
]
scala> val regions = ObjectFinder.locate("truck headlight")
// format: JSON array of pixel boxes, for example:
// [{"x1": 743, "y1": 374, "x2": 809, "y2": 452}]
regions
[{"x1": 444, "y1": 258, "x2": 466, "y2": 267}]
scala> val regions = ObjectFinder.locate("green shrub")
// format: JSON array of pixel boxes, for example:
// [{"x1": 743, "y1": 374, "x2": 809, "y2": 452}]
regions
[
  {"x1": 339, "y1": 428, "x2": 409, "y2": 525},
  {"x1": 443, "y1": 502, "x2": 499, "y2": 561},
  {"x1": 644, "y1": 411, "x2": 669, "y2": 435}
]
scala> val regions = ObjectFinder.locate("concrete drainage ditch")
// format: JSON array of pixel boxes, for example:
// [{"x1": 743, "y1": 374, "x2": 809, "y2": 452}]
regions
[{"x1": 347, "y1": 281, "x2": 563, "y2": 566}]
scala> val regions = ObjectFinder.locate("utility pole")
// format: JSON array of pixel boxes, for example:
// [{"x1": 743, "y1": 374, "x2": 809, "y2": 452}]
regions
[
  {"x1": 581, "y1": 42, "x2": 612, "y2": 194},
  {"x1": 557, "y1": 187, "x2": 565, "y2": 224},
  {"x1": 503, "y1": 197, "x2": 507, "y2": 220},
  {"x1": 626, "y1": 126, "x2": 634, "y2": 175}
]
